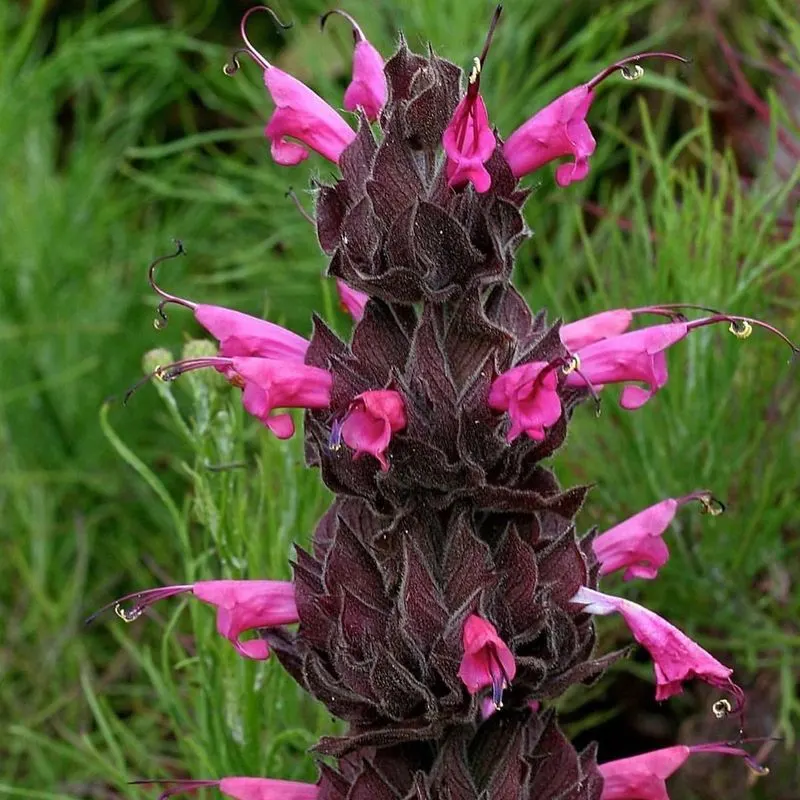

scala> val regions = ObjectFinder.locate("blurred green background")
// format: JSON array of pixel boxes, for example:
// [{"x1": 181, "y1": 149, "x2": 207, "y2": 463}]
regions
[{"x1": 1, "y1": 0, "x2": 798, "y2": 798}]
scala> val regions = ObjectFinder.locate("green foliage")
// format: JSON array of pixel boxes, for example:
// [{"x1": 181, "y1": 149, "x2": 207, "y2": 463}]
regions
[{"x1": 1, "y1": 0, "x2": 798, "y2": 797}]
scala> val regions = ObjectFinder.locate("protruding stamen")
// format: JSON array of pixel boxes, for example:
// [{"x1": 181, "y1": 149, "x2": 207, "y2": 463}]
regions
[
  {"x1": 488, "y1": 651, "x2": 510, "y2": 709},
  {"x1": 328, "y1": 418, "x2": 345, "y2": 452},
  {"x1": 85, "y1": 585, "x2": 193, "y2": 626},
  {"x1": 319, "y1": 8, "x2": 365, "y2": 42},
  {"x1": 123, "y1": 357, "x2": 234, "y2": 405},
  {"x1": 148, "y1": 240, "x2": 195, "y2": 330},
  {"x1": 686, "y1": 314, "x2": 799, "y2": 355},
  {"x1": 235, "y1": 6, "x2": 294, "y2": 73},
  {"x1": 467, "y1": 4, "x2": 503, "y2": 97},
  {"x1": 286, "y1": 188, "x2": 315, "y2": 225},
  {"x1": 586, "y1": 52, "x2": 690, "y2": 91}
]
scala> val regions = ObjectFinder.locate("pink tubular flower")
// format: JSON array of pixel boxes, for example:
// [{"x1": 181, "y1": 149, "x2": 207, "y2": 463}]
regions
[
  {"x1": 565, "y1": 322, "x2": 690, "y2": 410},
  {"x1": 336, "y1": 279, "x2": 369, "y2": 321},
  {"x1": 488, "y1": 361, "x2": 562, "y2": 442},
  {"x1": 88, "y1": 580, "x2": 298, "y2": 661},
  {"x1": 571, "y1": 587, "x2": 745, "y2": 708},
  {"x1": 226, "y1": 8, "x2": 355, "y2": 166},
  {"x1": 593, "y1": 491, "x2": 723, "y2": 581},
  {"x1": 458, "y1": 614, "x2": 517, "y2": 710},
  {"x1": 504, "y1": 53, "x2": 689, "y2": 186},
  {"x1": 442, "y1": 7, "x2": 502, "y2": 192},
  {"x1": 339, "y1": 389, "x2": 407, "y2": 471},
  {"x1": 599, "y1": 742, "x2": 768, "y2": 799},
  {"x1": 321, "y1": 10, "x2": 387, "y2": 121},
  {"x1": 134, "y1": 777, "x2": 318, "y2": 800}
]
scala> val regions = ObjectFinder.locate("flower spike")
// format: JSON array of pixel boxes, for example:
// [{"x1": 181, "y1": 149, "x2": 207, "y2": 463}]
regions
[{"x1": 320, "y1": 9, "x2": 387, "y2": 121}]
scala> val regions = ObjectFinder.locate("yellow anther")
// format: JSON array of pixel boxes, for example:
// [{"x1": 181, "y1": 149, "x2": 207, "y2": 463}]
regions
[
  {"x1": 114, "y1": 603, "x2": 144, "y2": 623},
  {"x1": 711, "y1": 698, "x2": 732, "y2": 719},
  {"x1": 469, "y1": 56, "x2": 481, "y2": 84},
  {"x1": 620, "y1": 63, "x2": 644, "y2": 81},
  {"x1": 729, "y1": 320, "x2": 753, "y2": 339},
  {"x1": 561, "y1": 355, "x2": 581, "y2": 376},
  {"x1": 700, "y1": 496, "x2": 724, "y2": 517}
]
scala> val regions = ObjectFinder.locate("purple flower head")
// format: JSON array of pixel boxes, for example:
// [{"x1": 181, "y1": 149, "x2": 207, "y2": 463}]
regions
[
  {"x1": 224, "y1": 7, "x2": 355, "y2": 165},
  {"x1": 87, "y1": 580, "x2": 298, "y2": 661},
  {"x1": 504, "y1": 53, "x2": 689, "y2": 186},
  {"x1": 593, "y1": 491, "x2": 725, "y2": 581},
  {"x1": 321, "y1": 9, "x2": 388, "y2": 122}
]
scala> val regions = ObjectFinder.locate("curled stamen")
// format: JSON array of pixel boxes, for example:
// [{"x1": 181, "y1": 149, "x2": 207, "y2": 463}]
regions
[
  {"x1": 236, "y1": 6, "x2": 294, "y2": 73},
  {"x1": 148, "y1": 239, "x2": 195, "y2": 330},
  {"x1": 286, "y1": 188, "x2": 315, "y2": 225},
  {"x1": 586, "y1": 52, "x2": 690, "y2": 91},
  {"x1": 319, "y1": 8, "x2": 365, "y2": 42},
  {"x1": 223, "y1": 47, "x2": 262, "y2": 76},
  {"x1": 84, "y1": 585, "x2": 193, "y2": 626},
  {"x1": 488, "y1": 650, "x2": 511, "y2": 709}
]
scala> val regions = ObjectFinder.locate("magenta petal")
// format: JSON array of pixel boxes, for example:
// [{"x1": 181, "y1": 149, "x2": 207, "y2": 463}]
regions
[
  {"x1": 503, "y1": 85, "x2": 596, "y2": 182},
  {"x1": 443, "y1": 94, "x2": 497, "y2": 193},
  {"x1": 560, "y1": 309, "x2": 635, "y2": 351},
  {"x1": 220, "y1": 776, "x2": 319, "y2": 800},
  {"x1": 192, "y1": 580, "x2": 298, "y2": 662},
  {"x1": 194, "y1": 305, "x2": 309, "y2": 362},
  {"x1": 343, "y1": 39, "x2": 388, "y2": 121},
  {"x1": 572, "y1": 587, "x2": 737, "y2": 702},
  {"x1": 264, "y1": 68, "x2": 355, "y2": 166},
  {"x1": 488, "y1": 362, "x2": 562, "y2": 442},
  {"x1": 594, "y1": 499, "x2": 678, "y2": 581},
  {"x1": 457, "y1": 614, "x2": 516, "y2": 700},
  {"x1": 599, "y1": 746, "x2": 690, "y2": 800},
  {"x1": 340, "y1": 389, "x2": 406, "y2": 471},
  {"x1": 336, "y1": 279, "x2": 369, "y2": 321}
]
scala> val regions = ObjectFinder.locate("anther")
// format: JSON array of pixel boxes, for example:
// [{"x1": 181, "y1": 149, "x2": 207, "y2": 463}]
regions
[
  {"x1": 620, "y1": 62, "x2": 645, "y2": 80},
  {"x1": 115, "y1": 603, "x2": 144, "y2": 623},
  {"x1": 712, "y1": 698, "x2": 732, "y2": 719},
  {"x1": 469, "y1": 56, "x2": 481, "y2": 84},
  {"x1": 561, "y1": 354, "x2": 581, "y2": 375},
  {"x1": 729, "y1": 319, "x2": 753, "y2": 339},
  {"x1": 587, "y1": 52, "x2": 690, "y2": 91}
]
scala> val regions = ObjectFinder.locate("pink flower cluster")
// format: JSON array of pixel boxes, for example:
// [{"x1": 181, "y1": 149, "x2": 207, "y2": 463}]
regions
[{"x1": 96, "y1": 6, "x2": 796, "y2": 799}]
